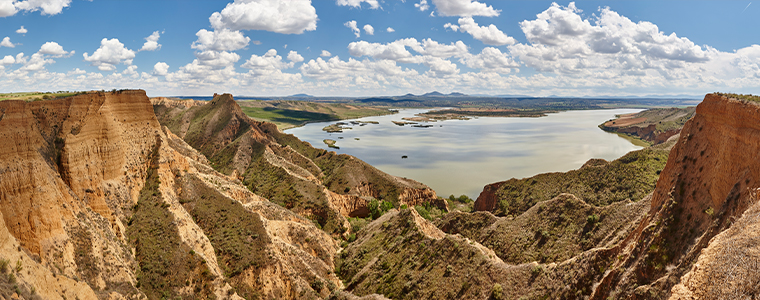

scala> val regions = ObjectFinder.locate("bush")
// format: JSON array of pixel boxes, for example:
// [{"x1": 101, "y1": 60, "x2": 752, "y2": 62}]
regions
[
  {"x1": 491, "y1": 283, "x2": 503, "y2": 300},
  {"x1": 0, "y1": 259, "x2": 8, "y2": 273}
]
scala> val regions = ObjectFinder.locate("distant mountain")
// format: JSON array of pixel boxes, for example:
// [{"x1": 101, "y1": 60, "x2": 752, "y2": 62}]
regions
[
  {"x1": 289, "y1": 93, "x2": 314, "y2": 98},
  {"x1": 422, "y1": 91, "x2": 444, "y2": 97}
]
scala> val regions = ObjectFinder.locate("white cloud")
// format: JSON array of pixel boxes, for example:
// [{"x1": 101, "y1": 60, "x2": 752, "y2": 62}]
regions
[
  {"x1": 386, "y1": 27, "x2": 395, "y2": 33},
  {"x1": 460, "y1": 47, "x2": 518, "y2": 73},
  {"x1": 39, "y1": 41, "x2": 73, "y2": 57},
  {"x1": 321, "y1": 50, "x2": 332, "y2": 57},
  {"x1": 210, "y1": 0, "x2": 317, "y2": 34},
  {"x1": 83, "y1": 38, "x2": 136, "y2": 71},
  {"x1": 139, "y1": 31, "x2": 162, "y2": 52},
  {"x1": 431, "y1": 0, "x2": 500, "y2": 17},
  {"x1": 510, "y1": 2, "x2": 712, "y2": 76},
  {"x1": 0, "y1": 55, "x2": 15, "y2": 66},
  {"x1": 299, "y1": 56, "x2": 418, "y2": 82},
  {"x1": 122, "y1": 65, "x2": 138, "y2": 77},
  {"x1": 336, "y1": 0, "x2": 380, "y2": 9},
  {"x1": 192, "y1": 28, "x2": 250, "y2": 52},
  {"x1": 348, "y1": 38, "x2": 469, "y2": 63},
  {"x1": 0, "y1": 37, "x2": 14, "y2": 48},
  {"x1": 345, "y1": 20, "x2": 360, "y2": 38},
  {"x1": 20, "y1": 53, "x2": 54, "y2": 71},
  {"x1": 422, "y1": 57, "x2": 459, "y2": 78},
  {"x1": 153, "y1": 62, "x2": 170, "y2": 76},
  {"x1": 446, "y1": 17, "x2": 516, "y2": 45},
  {"x1": 287, "y1": 50, "x2": 304, "y2": 63},
  {"x1": 0, "y1": 0, "x2": 71, "y2": 17},
  {"x1": 415, "y1": 0, "x2": 429, "y2": 11},
  {"x1": 252, "y1": 40, "x2": 262, "y2": 45},
  {"x1": 16, "y1": 26, "x2": 27, "y2": 34},
  {"x1": 363, "y1": 24, "x2": 374, "y2": 35},
  {"x1": 241, "y1": 49, "x2": 296, "y2": 76},
  {"x1": 194, "y1": 50, "x2": 241, "y2": 68}
]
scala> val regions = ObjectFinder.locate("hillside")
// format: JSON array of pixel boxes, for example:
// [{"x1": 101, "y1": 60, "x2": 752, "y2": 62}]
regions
[
  {"x1": 152, "y1": 94, "x2": 446, "y2": 236},
  {"x1": 338, "y1": 94, "x2": 760, "y2": 299},
  {"x1": 474, "y1": 146, "x2": 672, "y2": 216},
  {"x1": 0, "y1": 90, "x2": 345, "y2": 299},
  {"x1": 600, "y1": 106, "x2": 696, "y2": 145}
]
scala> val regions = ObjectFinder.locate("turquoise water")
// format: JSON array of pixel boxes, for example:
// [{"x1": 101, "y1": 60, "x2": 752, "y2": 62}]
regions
[{"x1": 286, "y1": 108, "x2": 643, "y2": 199}]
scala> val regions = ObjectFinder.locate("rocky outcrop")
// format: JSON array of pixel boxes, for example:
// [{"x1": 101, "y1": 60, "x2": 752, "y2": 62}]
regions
[
  {"x1": 588, "y1": 94, "x2": 760, "y2": 299},
  {"x1": 0, "y1": 90, "x2": 342, "y2": 299}
]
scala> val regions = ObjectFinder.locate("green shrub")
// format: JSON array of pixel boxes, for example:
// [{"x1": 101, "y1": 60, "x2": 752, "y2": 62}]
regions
[
  {"x1": 0, "y1": 259, "x2": 8, "y2": 273},
  {"x1": 491, "y1": 283, "x2": 503, "y2": 300}
]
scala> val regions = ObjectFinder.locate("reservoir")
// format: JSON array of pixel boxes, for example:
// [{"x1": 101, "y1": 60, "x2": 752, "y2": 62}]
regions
[{"x1": 286, "y1": 109, "x2": 644, "y2": 199}]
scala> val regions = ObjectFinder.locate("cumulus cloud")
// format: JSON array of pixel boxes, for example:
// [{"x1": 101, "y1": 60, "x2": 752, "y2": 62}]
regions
[
  {"x1": 20, "y1": 53, "x2": 55, "y2": 71},
  {"x1": 336, "y1": 0, "x2": 380, "y2": 9},
  {"x1": 386, "y1": 27, "x2": 395, "y2": 33},
  {"x1": 0, "y1": 55, "x2": 15, "y2": 67},
  {"x1": 0, "y1": 0, "x2": 72, "y2": 17},
  {"x1": 345, "y1": 20, "x2": 360, "y2": 38},
  {"x1": 415, "y1": 0, "x2": 429, "y2": 11},
  {"x1": 0, "y1": 37, "x2": 14, "y2": 48},
  {"x1": 192, "y1": 28, "x2": 250, "y2": 52},
  {"x1": 460, "y1": 47, "x2": 519, "y2": 73},
  {"x1": 39, "y1": 41, "x2": 73, "y2": 57},
  {"x1": 194, "y1": 50, "x2": 241, "y2": 68},
  {"x1": 510, "y1": 2, "x2": 712, "y2": 76},
  {"x1": 347, "y1": 38, "x2": 469, "y2": 63},
  {"x1": 287, "y1": 50, "x2": 304, "y2": 63},
  {"x1": 321, "y1": 50, "x2": 332, "y2": 57},
  {"x1": 299, "y1": 56, "x2": 418, "y2": 82},
  {"x1": 83, "y1": 38, "x2": 136, "y2": 71},
  {"x1": 431, "y1": 0, "x2": 500, "y2": 17},
  {"x1": 210, "y1": 0, "x2": 317, "y2": 34},
  {"x1": 153, "y1": 62, "x2": 170, "y2": 76},
  {"x1": 16, "y1": 26, "x2": 27, "y2": 34},
  {"x1": 445, "y1": 17, "x2": 516, "y2": 45},
  {"x1": 363, "y1": 24, "x2": 374, "y2": 35},
  {"x1": 139, "y1": 31, "x2": 162, "y2": 51},
  {"x1": 240, "y1": 49, "x2": 298, "y2": 76}
]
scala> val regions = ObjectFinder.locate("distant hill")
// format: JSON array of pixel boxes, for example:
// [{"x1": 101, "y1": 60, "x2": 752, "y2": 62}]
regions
[
  {"x1": 289, "y1": 93, "x2": 314, "y2": 98},
  {"x1": 422, "y1": 91, "x2": 444, "y2": 97}
]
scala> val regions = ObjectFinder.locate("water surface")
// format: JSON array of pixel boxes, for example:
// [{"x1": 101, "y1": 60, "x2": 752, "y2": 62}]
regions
[{"x1": 286, "y1": 109, "x2": 643, "y2": 199}]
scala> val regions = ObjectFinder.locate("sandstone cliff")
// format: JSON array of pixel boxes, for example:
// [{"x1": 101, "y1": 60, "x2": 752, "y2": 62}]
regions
[
  {"x1": 0, "y1": 90, "x2": 341, "y2": 299},
  {"x1": 152, "y1": 94, "x2": 446, "y2": 236}
]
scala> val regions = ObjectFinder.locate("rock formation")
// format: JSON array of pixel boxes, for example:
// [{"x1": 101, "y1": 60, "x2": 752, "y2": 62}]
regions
[{"x1": 0, "y1": 90, "x2": 341, "y2": 299}]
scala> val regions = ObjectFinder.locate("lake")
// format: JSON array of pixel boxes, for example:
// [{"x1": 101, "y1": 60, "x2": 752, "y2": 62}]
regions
[{"x1": 286, "y1": 108, "x2": 644, "y2": 199}]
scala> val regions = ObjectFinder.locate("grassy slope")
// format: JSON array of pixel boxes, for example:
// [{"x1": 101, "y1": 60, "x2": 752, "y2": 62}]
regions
[
  {"x1": 238, "y1": 100, "x2": 393, "y2": 129},
  {"x1": 486, "y1": 148, "x2": 668, "y2": 216},
  {"x1": 125, "y1": 140, "x2": 215, "y2": 299}
]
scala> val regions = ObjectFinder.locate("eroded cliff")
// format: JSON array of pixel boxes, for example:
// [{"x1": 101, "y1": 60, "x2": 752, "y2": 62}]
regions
[{"x1": 0, "y1": 90, "x2": 342, "y2": 299}]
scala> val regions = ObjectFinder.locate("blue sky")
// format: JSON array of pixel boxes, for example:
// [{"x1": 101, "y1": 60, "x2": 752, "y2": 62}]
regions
[{"x1": 0, "y1": 0, "x2": 758, "y2": 97}]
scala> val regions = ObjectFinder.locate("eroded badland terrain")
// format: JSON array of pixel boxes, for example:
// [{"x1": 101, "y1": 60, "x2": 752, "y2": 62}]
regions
[{"x1": 0, "y1": 91, "x2": 758, "y2": 299}]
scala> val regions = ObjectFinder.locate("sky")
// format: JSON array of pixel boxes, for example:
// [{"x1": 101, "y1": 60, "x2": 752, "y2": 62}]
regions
[{"x1": 0, "y1": 0, "x2": 758, "y2": 97}]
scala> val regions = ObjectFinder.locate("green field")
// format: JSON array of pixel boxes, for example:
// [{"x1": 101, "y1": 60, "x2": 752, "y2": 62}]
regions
[
  {"x1": 0, "y1": 91, "x2": 79, "y2": 101},
  {"x1": 238, "y1": 100, "x2": 394, "y2": 129}
]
